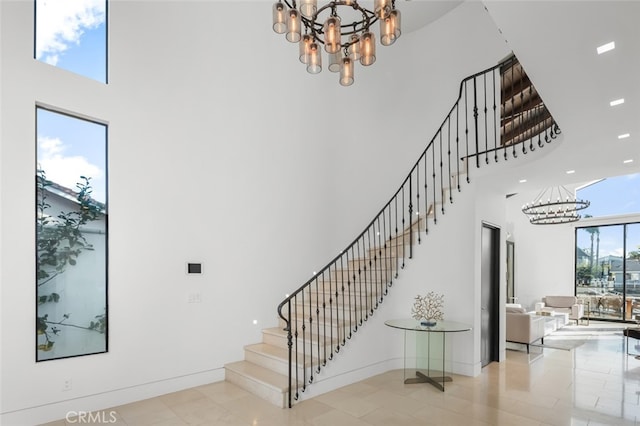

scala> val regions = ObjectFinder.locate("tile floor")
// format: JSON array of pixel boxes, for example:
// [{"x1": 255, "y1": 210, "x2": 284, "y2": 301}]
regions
[{"x1": 43, "y1": 323, "x2": 640, "y2": 425}]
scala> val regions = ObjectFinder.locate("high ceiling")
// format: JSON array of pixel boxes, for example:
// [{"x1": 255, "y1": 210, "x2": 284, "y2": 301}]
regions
[
  {"x1": 482, "y1": 1, "x2": 640, "y2": 193},
  {"x1": 272, "y1": 1, "x2": 638, "y2": 194},
  {"x1": 393, "y1": 0, "x2": 639, "y2": 193}
]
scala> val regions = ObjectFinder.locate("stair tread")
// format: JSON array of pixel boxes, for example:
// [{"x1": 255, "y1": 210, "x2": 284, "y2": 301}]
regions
[{"x1": 224, "y1": 360, "x2": 290, "y2": 392}]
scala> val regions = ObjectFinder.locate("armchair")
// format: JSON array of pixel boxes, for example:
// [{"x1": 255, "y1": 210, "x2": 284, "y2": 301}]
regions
[{"x1": 506, "y1": 305, "x2": 545, "y2": 353}]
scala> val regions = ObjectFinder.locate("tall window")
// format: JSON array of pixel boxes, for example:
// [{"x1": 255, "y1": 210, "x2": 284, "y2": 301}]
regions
[
  {"x1": 576, "y1": 222, "x2": 640, "y2": 322},
  {"x1": 34, "y1": 0, "x2": 107, "y2": 83},
  {"x1": 575, "y1": 173, "x2": 640, "y2": 321},
  {"x1": 36, "y1": 107, "x2": 108, "y2": 361}
]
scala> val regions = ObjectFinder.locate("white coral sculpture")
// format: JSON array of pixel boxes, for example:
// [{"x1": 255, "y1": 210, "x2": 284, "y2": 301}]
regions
[{"x1": 411, "y1": 292, "x2": 444, "y2": 321}]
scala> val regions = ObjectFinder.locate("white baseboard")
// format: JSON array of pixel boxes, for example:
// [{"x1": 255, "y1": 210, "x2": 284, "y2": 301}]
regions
[
  {"x1": 0, "y1": 369, "x2": 225, "y2": 426},
  {"x1": 294, "y1": 358, "x2": 403, "y2": 402},
  {"x1": 292, "y1": 356, "x2": 479, "y2": 404}
]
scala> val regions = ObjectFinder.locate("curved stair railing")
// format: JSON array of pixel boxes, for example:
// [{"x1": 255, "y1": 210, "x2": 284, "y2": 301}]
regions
[{"x1": 277, "y1": 54, "x2": 560, "y2": 408}]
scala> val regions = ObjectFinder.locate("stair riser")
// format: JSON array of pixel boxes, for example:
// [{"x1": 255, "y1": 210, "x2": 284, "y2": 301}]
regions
[
  {"x1": 224, "y1": 368, "x2": 288, "y2": 408},
  {"x1": 244, "y1": 349, "x2": 308, "y2": 378}
]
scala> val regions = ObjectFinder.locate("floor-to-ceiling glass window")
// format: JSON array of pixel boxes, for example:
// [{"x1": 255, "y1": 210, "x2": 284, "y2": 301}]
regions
[
  {"x1": 626, "y1": 223, "x2": 640, "y2": 320},
  {"x1": 575, "y1": 174, "x2": 639, "y2": 322},
  {"x1": 576, "y1": 222, "x2": 640, "y2": 322}
]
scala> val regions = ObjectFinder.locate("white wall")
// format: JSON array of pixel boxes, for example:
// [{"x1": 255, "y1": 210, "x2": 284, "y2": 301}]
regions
[
  {"x1": 505, "y1": 190, "x2": 576, "y2": 310},
  {"x1": 1, "y1": 1, "x2": 519, "y2": 424}
]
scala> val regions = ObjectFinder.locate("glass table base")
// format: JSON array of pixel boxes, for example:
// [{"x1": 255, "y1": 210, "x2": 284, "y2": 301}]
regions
[{"x1": 404, "y1": 370, "x2": 453, "y2": 391}]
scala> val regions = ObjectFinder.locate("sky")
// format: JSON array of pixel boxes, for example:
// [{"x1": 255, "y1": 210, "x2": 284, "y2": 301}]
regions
[
  {"x1": 35, "y1": 0, "x2": 106, "y2": 82},
  {"x1": 37, "y1": 108, "x2": 107, "y2": 203},
  {"x1": 576, "y1": 174, "x2": 640, "y2": 259},
  {"x1": 35, "y1": 0, "x2": 107, "y2": 203}
]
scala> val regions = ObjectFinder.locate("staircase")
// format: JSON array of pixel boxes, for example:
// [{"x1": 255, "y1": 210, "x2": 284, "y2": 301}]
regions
[{"x1": 224, "y1": 55, "x2": 560, "y2": 408}]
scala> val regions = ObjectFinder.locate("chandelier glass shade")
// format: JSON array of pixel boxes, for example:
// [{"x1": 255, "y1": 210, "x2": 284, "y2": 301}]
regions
[
  {"x1": 272, "y1": 0, "x2": 401, "y2": 86},
  {"x1": 521, "y1": 186, "x2": 590, "y2": 225}
]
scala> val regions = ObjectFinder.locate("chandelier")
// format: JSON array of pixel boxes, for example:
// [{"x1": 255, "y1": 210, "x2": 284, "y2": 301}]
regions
[
  {"x1": 272, "y1": 0, "x2": 401, "y2": 86},
  {"x1": 521, "y1": 186, "x2": 590, "y2": 225}
]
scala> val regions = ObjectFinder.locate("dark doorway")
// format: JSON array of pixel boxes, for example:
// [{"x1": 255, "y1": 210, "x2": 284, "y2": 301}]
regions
[{"x1": 481, "y1": 223, "x2": 500, "y2": 367}]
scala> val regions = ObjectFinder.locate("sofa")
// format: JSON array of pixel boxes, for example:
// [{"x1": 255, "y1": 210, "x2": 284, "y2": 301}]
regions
[
  {"x1": 534, "y1": 296, "x2": 584, "y2": 325},
  {"x1": 506, "y1": 304, "x2": 545, "y2": 353}
]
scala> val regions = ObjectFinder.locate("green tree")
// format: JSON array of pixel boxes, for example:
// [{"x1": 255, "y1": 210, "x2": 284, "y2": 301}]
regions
[{"x1": 36, "y1": 169, "x2": 105, "y2": 352}]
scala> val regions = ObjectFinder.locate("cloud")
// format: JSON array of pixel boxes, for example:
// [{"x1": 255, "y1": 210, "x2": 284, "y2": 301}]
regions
[
  {"x1": 610, "y1": 248, "x2": 624, "y2": 257},
  {"x1": 37, "y1": 136, "x2": 103, "y2": 197},
  {"x1": 35, "y1": 0, "x2": 106, "y2": 65}
]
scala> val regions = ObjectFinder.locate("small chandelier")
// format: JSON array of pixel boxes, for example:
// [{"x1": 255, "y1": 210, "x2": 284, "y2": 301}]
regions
[
  {"x1": 272, "y1": 0, "x2": 401, "y2": 86},
  {"x1": 521, "y1": 186, "x2": 590, "y2": 225}
]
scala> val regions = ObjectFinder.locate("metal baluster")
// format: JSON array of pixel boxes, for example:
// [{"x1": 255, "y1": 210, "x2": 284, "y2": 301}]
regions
[
  {"x1": 302, "y1": 289, "x2": 307, "y2": 389},
  {"x1": 520, "y1": 63, "x2": 527, "y2": 155},
  {"x1": 357, "y1": 240, "x2": 364, "y2": 325},
  {"x1": 393, "y1": 195, "x2": 400, "y2": 278},
  {"x1": 423, "y1": 153, "x2": 429, "y2": 235},
  {"x1": 416, "y1": 167, "x2": 421, "y2": 244},
  {"x1": 456, "y1": 102, "x2": 461, "y2": 190},
  {"x1": 286, "y1": 301, "x2": 293, "y2": 407},
  {"x1": 339, "y1": 254, "x2": 347, "y2": 344},
  {"x1": 528, "y1": 83, "x2": 535, "y2": 152},
  {"x1": 315, "y1": 278, "x2": 321, "y2": 374},
  {"x1": 308, "y1": 282, "x2": 314, "y2": 383},
  {"x1": 511, "y1": 62, "x2": 517, "y2": 159},
  {"x1": 401, "y1": 185, "x2": 406, "y2": 268},
  {"x1": 383, "y1": 210, "x2": 390, "y2": 292},
  {"x1": 362, "y1": 227, "x2": 375, "y2": 314},
  {"x1": 484, "y1": 72, "x2": 489, "y2": 165},
  {"x1": 439, "y1": 130, "x2": 445, "y2": 215},
  {"x1": 347, "y1": 247, "x2": 355, "y2": 336},
  {"x1": 324, "y1": 269, "x2": 332, "y2": 362},
  {"x1": 408, "y1": 177, "x2": 413, "y2": 260},
  {"x1": 336, "y1": 258, "x2": 344, "y2": 349},
  {"x1": 473, "y1": 77, "x2": 479, "y2": 168},
  {"x1": 464, "y1": 82, "x2": 470, "y2": 182},
  {"x1": 492, "y1": 68, "x2": 498, "y2": 162},
  {"x1": 377, "y1": 216, "x2": 385, "y2": 301},
  {"x1": 447, "y1": 115, "x2": 453, "y2": 203},
  {"x1": 432, "y1": 138, "x2": 437, "y2": 224},
  {"x1": 369, "y1": 225, "x2": 376, "y2": 309}
]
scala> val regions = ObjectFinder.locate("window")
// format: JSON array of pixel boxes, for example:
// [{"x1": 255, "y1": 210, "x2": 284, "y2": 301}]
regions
[
  {"x1": 576, "y1": 222, "x2": 640, "y2": 322},
  {"x1": 36, "y1": 106, "x2": 108, "y2": 361},
  {"x1": 34, "y1": 0, "x2": 107, "y2": 83}
]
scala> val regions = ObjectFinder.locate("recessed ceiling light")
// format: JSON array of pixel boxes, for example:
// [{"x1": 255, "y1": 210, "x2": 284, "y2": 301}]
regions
[
  {"x1": 624, "y1": 159, "x2": 634, "y2": 164},
  {"x1": 566, "y1": 170, "x2": 576, "y2": 174},
  {"x1": 610, "y1": 98, "x2": 625, "y2": 107},
  {"x1": 519, "y1": 179, "x2": 527, "y2": 183},
  {"x1": 618, "y1": 133, "x2": 631, "y2": 139},
  {"x1": 597, "y1": 41, "x2": 615, "y2": 55}
]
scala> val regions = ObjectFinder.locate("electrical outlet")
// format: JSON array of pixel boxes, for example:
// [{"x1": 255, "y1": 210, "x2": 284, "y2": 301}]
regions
[{"x1": 63, "y1": 378, "x2": 72, "y2": 391}]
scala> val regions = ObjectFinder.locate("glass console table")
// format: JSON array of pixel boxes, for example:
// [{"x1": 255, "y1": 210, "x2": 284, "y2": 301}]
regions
[{"x1": 384, "y1": 319, "x2": 472, "y2": 391}]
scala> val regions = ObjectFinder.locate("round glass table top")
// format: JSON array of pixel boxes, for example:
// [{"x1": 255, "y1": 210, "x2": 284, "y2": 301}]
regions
[{"x1": 384, "y1": 319, "x2": 472, "y2": 333}]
